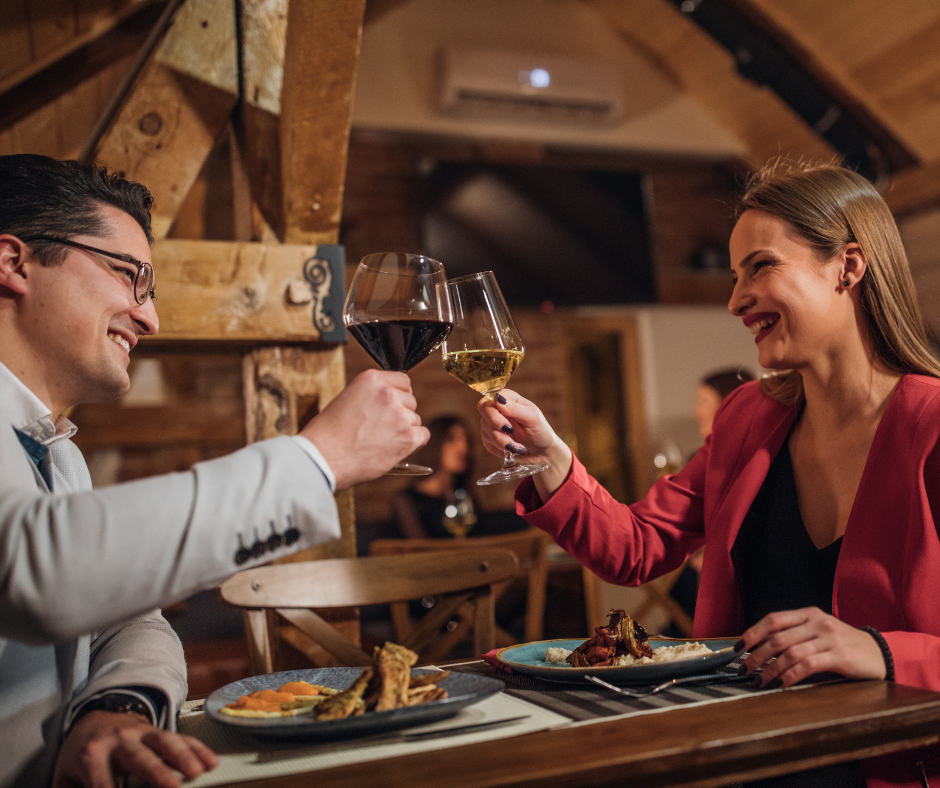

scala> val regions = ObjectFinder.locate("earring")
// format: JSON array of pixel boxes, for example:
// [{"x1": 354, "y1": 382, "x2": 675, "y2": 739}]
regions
[{"x1": 843, "y1": 279, "x2": 850, "y2": 287}]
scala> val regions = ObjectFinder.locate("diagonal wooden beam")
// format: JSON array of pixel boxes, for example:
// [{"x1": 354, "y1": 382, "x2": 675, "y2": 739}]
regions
[
  {"x1": 585, "y1": 0, "x2": 835, "y2": 170},
  {"x1": 884, "y1": 162, "x2": 940, "y2": 218},
  {"x1": 0, "y1": 0, "x2": 165, "y2": 98},
  {"x1": 90, "y1": 0, "x2": 239, "y2": 240}
]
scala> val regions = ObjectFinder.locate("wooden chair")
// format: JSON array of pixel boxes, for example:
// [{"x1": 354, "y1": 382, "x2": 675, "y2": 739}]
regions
[
  {"x1": 219, "y1": 548, "x2": 519, "y2": 674},
  {"x1": 368, "y1": 529, "x2": 550, "y2": 649},
  {"x1": 582, "y1": 565, "x2": 695, "y2": 638}
]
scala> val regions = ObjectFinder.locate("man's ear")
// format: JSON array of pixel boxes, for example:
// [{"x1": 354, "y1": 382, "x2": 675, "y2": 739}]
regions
[{"x1": 0, "y1": 235, "x2": 29, "y2": 295}]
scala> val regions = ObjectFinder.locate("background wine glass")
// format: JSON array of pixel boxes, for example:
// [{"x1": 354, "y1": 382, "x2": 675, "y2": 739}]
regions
[
  {"x1": 442, "y1": 488, "x2": 477, "y2": 538},
  {"x1": 343, "y1": 252, "x2": 453, "y2": 476},
  {"x1": 442, "y1": 271, "x2": 548, "y2": 486}
]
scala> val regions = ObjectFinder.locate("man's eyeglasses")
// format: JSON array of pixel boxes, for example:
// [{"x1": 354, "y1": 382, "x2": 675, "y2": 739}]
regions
[{"x1": 21, "y1": 235, "x2": 156, "y2": 305}]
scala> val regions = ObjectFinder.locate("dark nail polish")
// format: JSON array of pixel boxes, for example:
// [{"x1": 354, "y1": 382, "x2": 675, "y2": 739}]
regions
[
  {"x1": 496, "y1": 393, "x2": 508, "y2": 405},
  {"x1": 500, "y1": 424, "x2": 514, "y2": 435},
  {"x1": 737, "y1": 664, "x2": 749, "y2": 676},
  {"x1": 506, "y1": 443, "x2": 528, "y2": 456},
  {"x1": 734, "y1": 639, "x2": 746, "y2": 652},
  {"x1": 762, "y1": 678, "x2": 782, "y2": 690}
]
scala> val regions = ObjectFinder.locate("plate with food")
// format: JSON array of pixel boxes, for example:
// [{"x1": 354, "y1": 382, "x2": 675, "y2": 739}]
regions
[
  {"x1": 497, "y1": 609, "x2": 738, "y2": 684},
  {"x1": 206, "y1": 642, "x2": 504, "y2": 740}
]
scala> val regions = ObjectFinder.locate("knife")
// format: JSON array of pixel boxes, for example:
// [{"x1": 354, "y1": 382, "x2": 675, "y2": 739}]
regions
[{"x1": 395, "y1": 715, "x2": 530, "y2": 741}]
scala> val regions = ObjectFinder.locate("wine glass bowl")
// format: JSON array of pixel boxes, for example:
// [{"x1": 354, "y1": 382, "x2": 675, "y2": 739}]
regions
[
  {"x1": 343, "y1": 253, "x2": 453, "y2": 475},
  {"x1": 442, "y1": 271, "x2": 548, "y2": 486}
]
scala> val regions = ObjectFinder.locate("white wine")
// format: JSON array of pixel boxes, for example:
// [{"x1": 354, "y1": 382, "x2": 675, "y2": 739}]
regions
[{"x1": 442, "y1": 349, "x2": 524, "y2": 395}]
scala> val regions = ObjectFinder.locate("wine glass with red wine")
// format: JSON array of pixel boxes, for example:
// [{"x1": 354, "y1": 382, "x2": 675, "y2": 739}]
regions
[{"x1": 343, "y1": 252, "x2": 453, "y2": 475}]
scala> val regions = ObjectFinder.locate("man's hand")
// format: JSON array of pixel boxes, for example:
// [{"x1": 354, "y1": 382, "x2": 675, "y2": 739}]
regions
[
  {"x1": 53, "y1": 711, "x2": 217, "y2": 788},
  {"x1": 300, "y1": 369, "x2": 429, "y2": 490}
]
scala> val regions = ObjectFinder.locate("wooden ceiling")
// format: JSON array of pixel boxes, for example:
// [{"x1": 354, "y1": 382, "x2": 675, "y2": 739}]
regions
[
  {"x1": 587, "y1": 0, "x2": 940, "y2": 216},
  {"x1": 3, "y1": 0, "x2": 940, "y2": 218}
]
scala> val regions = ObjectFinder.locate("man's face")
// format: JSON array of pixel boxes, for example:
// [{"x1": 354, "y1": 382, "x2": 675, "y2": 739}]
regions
[{"x1": 21, "y1": 204, "x2": 159, "y2": 409}]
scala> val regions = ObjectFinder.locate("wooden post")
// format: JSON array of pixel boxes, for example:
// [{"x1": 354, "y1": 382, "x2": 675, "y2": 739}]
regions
[{"x1": 238, "y1": 0, "x2": 365, "y2": 567}]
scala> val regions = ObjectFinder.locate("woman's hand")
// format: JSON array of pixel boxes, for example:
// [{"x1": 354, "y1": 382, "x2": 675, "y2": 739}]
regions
[
  {"x1": 478, "y1": 389, "x2": 572, "y2": 501},
  {"x1": 737, "y1": 607, "x2": 887, "y2": 688}
]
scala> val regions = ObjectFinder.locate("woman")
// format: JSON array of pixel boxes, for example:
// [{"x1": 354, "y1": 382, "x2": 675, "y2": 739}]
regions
[
  {"x1": 392, "y1": 415, "x2": 476, "y2": 539},
  {"x1": 479, "y1": 161, "x2": 940, "y2": 788}
]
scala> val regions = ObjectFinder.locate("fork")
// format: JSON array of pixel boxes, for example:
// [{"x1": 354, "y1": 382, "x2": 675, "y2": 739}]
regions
[{"x1": 586, "y1": 672, "x2": 760, "y2": 697}]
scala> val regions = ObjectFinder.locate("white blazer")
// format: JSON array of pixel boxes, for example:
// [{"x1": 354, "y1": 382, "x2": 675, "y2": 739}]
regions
[{"x1": 0, "y1": 367, "x2": 342, "y2": 786}]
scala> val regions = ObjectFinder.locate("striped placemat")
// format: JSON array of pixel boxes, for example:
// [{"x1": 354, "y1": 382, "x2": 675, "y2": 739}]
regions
[{"x1": 449, "y1": 655, "x2": 774, "y2": 722}]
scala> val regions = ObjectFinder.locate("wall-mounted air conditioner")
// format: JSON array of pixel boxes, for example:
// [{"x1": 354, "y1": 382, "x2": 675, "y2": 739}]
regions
[{"x1": 438, "y1": 46, "x2": 623, "y2": 124}]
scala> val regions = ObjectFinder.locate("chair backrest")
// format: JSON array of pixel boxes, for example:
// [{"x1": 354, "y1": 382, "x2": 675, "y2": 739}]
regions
[
  {"x1": 368, "y1": 528, "x2": 550, "y2": 644},
  {"x1": 220, "y1": 548, "x2": 519, "y2": 674}
]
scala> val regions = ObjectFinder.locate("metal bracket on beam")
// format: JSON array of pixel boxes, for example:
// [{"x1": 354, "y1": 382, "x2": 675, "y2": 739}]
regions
[{"x1": 301, "y1": 244, "x2": 346, "y2": 343}]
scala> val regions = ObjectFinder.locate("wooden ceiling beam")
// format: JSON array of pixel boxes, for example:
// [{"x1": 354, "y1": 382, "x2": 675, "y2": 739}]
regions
[
  {"x1": 885, "y1": 163, "x2": 940, "y2": 218},
  {"x1": 90, "y1": 0, "x2": 239, "y2": 239},
  {"x1": 726, "y1": 0, "x2": 915, "y2": 173},
  {"x1": 0, "y1": 0, "x2": 165, "y2": 98},
  {"x1": 584, "y1": 0, "x2": 836, "y2": 171},
  {"x1": 0, "y1": 3, "x2": 164, "y2": 135}
]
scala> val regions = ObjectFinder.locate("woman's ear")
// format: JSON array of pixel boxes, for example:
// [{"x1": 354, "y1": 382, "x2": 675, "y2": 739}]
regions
[
  {"x1": 839, "y1": 242, "x2": 867, "y2": 291},
  {"x1": 0, "y1": 235, "x2": 29, "y2": 295}
]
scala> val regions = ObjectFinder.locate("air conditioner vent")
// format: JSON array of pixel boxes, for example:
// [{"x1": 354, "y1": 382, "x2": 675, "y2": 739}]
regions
[{"x1": 439, "y1": 47, "x2": 623, "y2": 125}]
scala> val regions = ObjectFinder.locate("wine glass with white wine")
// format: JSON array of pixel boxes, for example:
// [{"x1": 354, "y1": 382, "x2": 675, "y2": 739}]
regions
[{"x1": 442, "y1": 271, "x2": 548, "y2": 485}]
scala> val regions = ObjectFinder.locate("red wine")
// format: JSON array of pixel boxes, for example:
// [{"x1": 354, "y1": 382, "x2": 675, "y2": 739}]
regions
[{"x1": 348, "y1": 319, "x2": 453, "y2": 371}]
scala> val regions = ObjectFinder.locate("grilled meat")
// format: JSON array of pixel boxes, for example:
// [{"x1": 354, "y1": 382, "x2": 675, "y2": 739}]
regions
[{"x1": 567, "y1": 609, "x2": 653, "y2": 667}]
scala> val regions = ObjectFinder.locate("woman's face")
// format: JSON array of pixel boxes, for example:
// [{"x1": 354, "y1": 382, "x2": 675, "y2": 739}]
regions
[
  {"x1": 728, "y1": 210, "x2": 851, "y2": 372},
  {"x1": 440, "y1": 424, "x2": 469, "y2": 475},
  {"x1": 694, "y1": 384, "x2": 723, "y2": 439}
]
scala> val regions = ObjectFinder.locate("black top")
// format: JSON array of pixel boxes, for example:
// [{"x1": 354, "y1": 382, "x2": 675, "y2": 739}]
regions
[
  {"x1": 397, "y1": 488, "x2": 455, "y2": 540},
  {"x1": 732, "y1": 441, "x2": 842, "y2": 629},
  {"x1": 731, "y1": 441, "x2": 866, "y2": 788}
]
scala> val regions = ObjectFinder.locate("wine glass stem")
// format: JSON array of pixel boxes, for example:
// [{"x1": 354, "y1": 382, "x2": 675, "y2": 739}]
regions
[{"x1": 503, "y1": 450, "x2": 518, "y2": 469}]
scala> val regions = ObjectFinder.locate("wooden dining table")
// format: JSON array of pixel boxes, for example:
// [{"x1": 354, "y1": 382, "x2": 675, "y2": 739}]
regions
[{"x1": 206, "y1": 663, "x2": 940, "y2": 788}]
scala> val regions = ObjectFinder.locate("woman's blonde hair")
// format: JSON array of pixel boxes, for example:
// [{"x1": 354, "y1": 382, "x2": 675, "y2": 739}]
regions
[{"x1": 735, "y1": 159, "x2": 940, "y2": 406}]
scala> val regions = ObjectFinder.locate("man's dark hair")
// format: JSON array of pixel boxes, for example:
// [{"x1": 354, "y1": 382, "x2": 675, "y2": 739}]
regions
[
  {"x1": 0, "y1": 154, "x2": 154, "y2": 266},
  {"x1": 702, "y1": 368, "x2": 755, "y2": 401}
]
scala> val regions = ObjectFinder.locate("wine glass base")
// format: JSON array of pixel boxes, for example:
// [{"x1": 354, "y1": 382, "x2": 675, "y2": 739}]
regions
[
  {"x1": 476, "y1": 462, "x2": 548, "y2": 486},
  {"x1": 387, "y1": 462, "x2": 433, "y2": 476}
]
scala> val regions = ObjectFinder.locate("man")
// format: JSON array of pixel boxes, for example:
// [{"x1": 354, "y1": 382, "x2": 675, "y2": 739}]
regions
[{"x1": 0, "y1": 154, "x2": 428, "y2": 788}]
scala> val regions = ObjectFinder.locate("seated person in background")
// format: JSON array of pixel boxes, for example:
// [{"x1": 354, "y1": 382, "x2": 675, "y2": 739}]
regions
[
  {"x1": 479, "y1": 160, "x2": 940, "y2": 788},
  {"x1": 392, "y1": 415, "x2": 478, "y2": 539},
  {"x1": 0, "y1": 154, "x2": 429, "y2": 788},
  {"x1": 668, "y1": 366, "x2": 756, "y2": 633},
  {"x1": 695, "y1": 367, "x2": 755, "y2": 442}
]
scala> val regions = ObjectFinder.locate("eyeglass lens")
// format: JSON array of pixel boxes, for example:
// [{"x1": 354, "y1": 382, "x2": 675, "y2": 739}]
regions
[{"x1": 135, "y1": 263, "x2": 154, "y2": 305}]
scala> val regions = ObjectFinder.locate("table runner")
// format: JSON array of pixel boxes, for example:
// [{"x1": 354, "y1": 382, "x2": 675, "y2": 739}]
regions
[
  {"x1": 449, "y1": 654, "x2": 782, "y2": 722},
  {"x1": 169, "y1": 656, "x2": 821, "y2": 787},
  {"x1": 172, "y1": 691, "x2": 569, "y2": 788}
]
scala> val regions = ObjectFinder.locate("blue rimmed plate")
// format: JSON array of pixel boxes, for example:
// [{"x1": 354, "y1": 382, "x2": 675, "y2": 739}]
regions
[
  {"x1": 206, "y1": 667, "x2": 504, "y2": 740},
  {"x1": 497, "y1": 638, "x2": 739, "y2": 684}
]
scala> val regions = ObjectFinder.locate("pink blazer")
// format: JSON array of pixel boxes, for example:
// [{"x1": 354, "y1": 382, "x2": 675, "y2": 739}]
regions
[{"x1": 517, "y1": 376, "x2": 940, "y2": 787}]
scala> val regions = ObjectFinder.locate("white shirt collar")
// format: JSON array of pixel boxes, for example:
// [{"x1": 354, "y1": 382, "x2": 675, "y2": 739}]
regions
[{"x1": 0, "y1": 360, "x2": 78, "y2": 446}]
